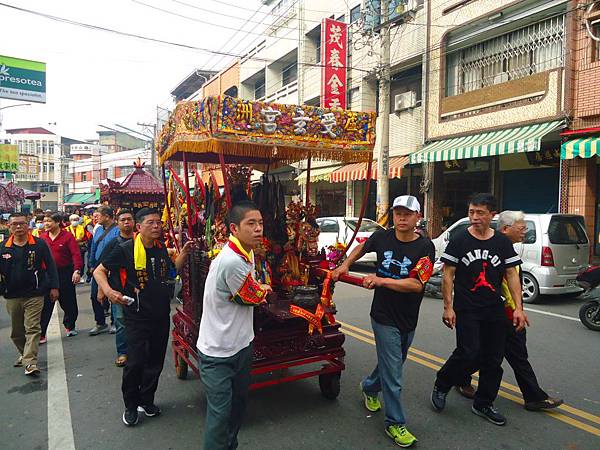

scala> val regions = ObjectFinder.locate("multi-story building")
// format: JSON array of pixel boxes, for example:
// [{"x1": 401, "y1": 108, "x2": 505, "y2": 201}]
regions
[
  {"x1": 5, "y1": 127, "x2": 85, "y2": 210},
  {"x1": 97, "y1": 130, "x2": 147, "y2": 153},
  {"x1": 410, "y1": 0, "x2": 569, "y2": 236},
  {"x1": 68, "y1": 146, "x2": 152, "y2": 196}
]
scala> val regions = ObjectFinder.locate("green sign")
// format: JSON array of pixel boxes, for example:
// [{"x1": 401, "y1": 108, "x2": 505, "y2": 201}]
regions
[
  {"x1": 0, "y1": 55, "x2": 46, "y2": 103},
  {"x1": 0, "y1": 144, "x2": 19, "y2": 172}
]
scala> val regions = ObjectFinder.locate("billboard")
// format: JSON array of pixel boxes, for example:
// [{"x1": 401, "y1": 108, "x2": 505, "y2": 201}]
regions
[
  {"x1": 0, "y1": 144, "x2": 19, "y2": 172},
  {"x1": 321, "y1": 18, "x2": 348, "y2": 110},
  {"x1": 18, "y1": 154, "x2": 39, "y2": 179},
  {"x1": 0, "y1": 55, "x2": 46, "y2": 103}
]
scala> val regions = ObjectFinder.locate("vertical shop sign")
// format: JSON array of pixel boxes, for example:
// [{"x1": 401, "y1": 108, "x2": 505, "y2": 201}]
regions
[{"x1": 321, "y1": 18, "x2": 347, "y2": 110}]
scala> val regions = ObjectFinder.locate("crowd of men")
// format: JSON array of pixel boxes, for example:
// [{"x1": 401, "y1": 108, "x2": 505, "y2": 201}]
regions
[{"x1": 0, "y1": 193, "x2": 564, "y2": 449}]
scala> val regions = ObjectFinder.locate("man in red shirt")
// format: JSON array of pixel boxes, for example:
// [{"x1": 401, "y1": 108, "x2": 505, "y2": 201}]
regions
[{"x1": 39, "y1": 212, "x2": 83, "y2": 342}]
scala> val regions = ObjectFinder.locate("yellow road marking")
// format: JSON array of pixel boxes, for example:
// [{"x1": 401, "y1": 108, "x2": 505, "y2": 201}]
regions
[{"x1": 339, "y1": 322, "x2": 600, "y2": 438}]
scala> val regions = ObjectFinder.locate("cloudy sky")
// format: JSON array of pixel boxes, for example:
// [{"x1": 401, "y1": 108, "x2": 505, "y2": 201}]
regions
[{"x1": 0, "y1": 0, "x2": 270, "y2": 140}]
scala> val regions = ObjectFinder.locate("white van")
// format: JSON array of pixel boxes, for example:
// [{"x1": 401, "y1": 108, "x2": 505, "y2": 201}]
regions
[{"x1": 432, "y1": 214, "x2": 589, "y2": 303}]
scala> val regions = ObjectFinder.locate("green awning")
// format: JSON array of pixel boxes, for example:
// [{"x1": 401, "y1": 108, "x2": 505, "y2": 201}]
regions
[
  {"x1": 409, "y1": 121, "x2": 564, "y2": 164},
  {"x1": 295, "y1": 165, "x2": 342, "y2": 185},
  {"x1": 561, "y1": 138, "x2": 600, "y2": 160},
  {"x1": 64, "y1": 193, "x2": 97, "y2": 204}
]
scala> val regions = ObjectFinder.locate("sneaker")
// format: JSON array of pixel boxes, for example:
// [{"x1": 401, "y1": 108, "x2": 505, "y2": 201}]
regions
[
  {"x1": 360, "y1": 383, "x2": 381, "y2": 412},
  {"x1": 13, "y1": 355, "x2": 23, "y2": 367},
  {"x1": 115, "y1": 355, "x2": 128, "y2": 367},
  {"x1": 109, "y1": 325, "x2": 117, "y2": 334},
  {"x1": 25, "y1": 364, "x2": 40, "y2": 376},
  {"x1": 66, "y1": 329, "x2": 78, "y2": 337},
  {"x1": 431, "y1": 385, "x2": 448, "y2": 411},
  {"x1": 137, "y1": 404, "x2": 161, "y2": 417},
  {"x1": 524, "y1": 396, "x2": 564, "y2": 411},
  {"x1": 472, "y1": 404, "x2": 506, "y2": 426},
  {"x1": 455, "y1": 384, "x2": 476, "y2": 399},
  {"x1": 385, "y1": 424, "x2": 417, "y2": 448},
  {"x1": 122, "y1": 408, "x2": 139, "y2": 426},
  {"x1": 39, "y1": 336, "x2": 47, "y2": 345},
  {"x1": 89, "y1": 324, "x2": 109, "y2": 336}
]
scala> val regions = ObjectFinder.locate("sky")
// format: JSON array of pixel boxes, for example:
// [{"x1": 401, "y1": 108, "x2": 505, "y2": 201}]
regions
[{"x1": 0, "y1": 0, "x2": 271, "y2": 141}]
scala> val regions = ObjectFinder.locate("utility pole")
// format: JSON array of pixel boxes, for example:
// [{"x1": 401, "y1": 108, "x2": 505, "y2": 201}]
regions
[
  {"x1": 137, "y1": 121, "x2": 157, "y2": 176},
  {"x1": 376, "y1": 0, "x2": 391, "y2": 222}
]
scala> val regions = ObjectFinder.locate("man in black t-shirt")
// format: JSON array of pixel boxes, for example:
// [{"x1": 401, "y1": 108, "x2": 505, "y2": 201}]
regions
[
  {"x1": 431, "y1": 193, "x2": 528, "y2": 427},
  {"x1": 94, "y1": 208, "x2": 193, "y2": 427},
  {"x1": 334, "y1": 195, "x2": 434, "y2": 448}
]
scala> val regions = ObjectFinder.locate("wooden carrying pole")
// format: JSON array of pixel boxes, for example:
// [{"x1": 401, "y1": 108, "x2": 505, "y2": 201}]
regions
[
  {"x1": 182, "y1": 154, "x2": 194, "y2": 239},
  {"x1": 219, "y1": 151, "x2": 232, "y2": 209},
  {"x1": 161, "y1": 165, "x2": 179, "y2": 251}
]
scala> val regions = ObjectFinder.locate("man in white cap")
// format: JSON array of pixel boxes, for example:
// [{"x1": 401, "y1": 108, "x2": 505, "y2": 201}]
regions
[{"x1": 333, "y1": 195, "x2": 435, "y2": 448}]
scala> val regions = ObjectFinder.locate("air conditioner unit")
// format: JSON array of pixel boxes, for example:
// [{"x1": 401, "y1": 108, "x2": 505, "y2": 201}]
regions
[
  {"x1": 395, "y1": 91, "x2": 417, "y2": 112},
  {"x1": 396, "y1": 0, "x2": 418, "y2": 15}
]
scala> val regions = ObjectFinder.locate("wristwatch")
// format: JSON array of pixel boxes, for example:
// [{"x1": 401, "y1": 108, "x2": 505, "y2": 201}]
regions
[{"x1": 74, "y1": 270, "x2": 81, "y2": 275}]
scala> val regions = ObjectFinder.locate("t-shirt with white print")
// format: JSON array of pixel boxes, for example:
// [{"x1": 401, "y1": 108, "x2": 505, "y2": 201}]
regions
[{"x1": 441, "y1": 229, "x2": 521, "y2": 313}]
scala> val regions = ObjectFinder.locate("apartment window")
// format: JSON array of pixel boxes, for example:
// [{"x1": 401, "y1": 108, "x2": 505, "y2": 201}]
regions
[
  {"x1": 282, "y1": 61, "x2": 297, "y2": 86},
  {"x1": 254, "y1": 78, "x2": 265, "y2": 100},
  {"x1": 49, "y1": 163, "x2": 54, "y2": 172},
  {"x1": 36, "y1": 141, "x2": 41, "y2": 155},
  {"x1": 347, "y1": 87, "x2": 359, "y2": 109},
  {"x1": 49, "y1": 142, "x2": 54, "y2": 154},
  {"x1": 595, "y1": 24, "x2": 600, "y2": 61},
  {"x1": 82, "y1": 172, "x2": 87, "y2": 182},
  {"x1": 42, "y1": 141, "x2": 48, "y2": 155},
  {"x1": 446, "y1": 15, "x2": 565, "y2": 96},
  {"x1": 42, "y1": 163, "x2": 47, "y2": 173},
  {"x1": 350, "y1": 5, "x2": 361, "y2": 23}
]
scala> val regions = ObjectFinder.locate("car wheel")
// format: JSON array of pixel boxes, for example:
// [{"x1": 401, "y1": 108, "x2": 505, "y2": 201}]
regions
[{"x1": 522, "y1": 272, "x2": 540, "y2": 304}]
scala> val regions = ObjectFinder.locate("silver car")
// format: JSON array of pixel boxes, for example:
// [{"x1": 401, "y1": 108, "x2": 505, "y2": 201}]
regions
[{"x1": 432, "y1": 214, "x2": 589, "y2": 303}]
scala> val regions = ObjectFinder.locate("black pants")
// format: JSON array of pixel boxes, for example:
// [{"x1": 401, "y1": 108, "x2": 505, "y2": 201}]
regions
[
  {"x1": 436, "y1": 309, "x2": 508, "y2": 408},
  {"x1": 458, "y1": 325, "x2": 548, "y2": 403},
  {"x1": 122, "y1": 316, "x2": 170, "y2": 410},
  {"x1": 40, "y1": 266, "x2": 79, "y2": 336}
]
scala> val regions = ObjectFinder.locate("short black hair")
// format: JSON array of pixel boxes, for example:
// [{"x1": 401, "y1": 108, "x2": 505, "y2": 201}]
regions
[
  {"x1": 35, "y1": 214, "x2": 44, "y2": 222},
  {"x1": 117, "y1": 208, "x2": 134, "y2": 220},
  {"x1": 44, "y1": 212, "x2": 63, "y2": 224},
  {"x1": 469, "y1": 193, "x2": 497, "y2": 212},
  {"x1": 96, "y1": 205, "x2": 114, "y2": 218},
  {"x1": 9, "y1": 212, "x2": 27, "y2": 221},
  {"x1": 228, "y1": 201, "x2": 259, "y2": 226},
  {"x1": 135, "y1": 207, "x2": 160, "y2": 223}
]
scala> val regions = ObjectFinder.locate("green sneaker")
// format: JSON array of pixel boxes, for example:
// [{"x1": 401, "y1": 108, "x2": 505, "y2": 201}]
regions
[
  {"x1": 360, "y1": 383, "x2": 381, "y2": 412},
  {"x1": 385, "y1": 424, "x2": 417, "y2": 448}
]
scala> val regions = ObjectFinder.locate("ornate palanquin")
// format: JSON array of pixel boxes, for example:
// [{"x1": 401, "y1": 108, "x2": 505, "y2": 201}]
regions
[
  {"x1": 100, "y1": 159, "x2": 163, "y2": 211},
  {"x1": 164, "y1": 96, "x2": 376, "y2": 398}
]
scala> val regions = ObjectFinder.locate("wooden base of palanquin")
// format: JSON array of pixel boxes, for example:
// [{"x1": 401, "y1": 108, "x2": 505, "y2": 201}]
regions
[{"x1": 172, "y1": 260, "x2": 346, "y2": 399}]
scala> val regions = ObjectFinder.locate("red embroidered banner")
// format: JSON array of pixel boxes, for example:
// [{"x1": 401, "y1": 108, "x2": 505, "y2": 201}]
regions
[{"x1": 321, "y1": 18, "x2": 348, "y2": 110}]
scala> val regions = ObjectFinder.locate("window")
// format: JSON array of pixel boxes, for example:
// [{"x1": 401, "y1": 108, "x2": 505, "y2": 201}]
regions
[
  {"x1": 49, "y1": 142, "x2": 54, "y2": 154},
  {"x1": 595, "y1": 24, "x2": 600, "y2": 61},
  {"x1": 254, "y1": 75, "x2": 265, "y2": 100},
  {"x1": 282, "y1": 61, "x2": 297, "y2": 86},
  {"x1": 445, "y1": 15, "x2": 565, "y2": 96},
  {"x1": 42, "y1": 163, "x2": 47, "y2": 173},
  {"x1": 347, "y1": 87, "x2": 359, "y2": 109},
  {"x1": 346, "y1": 219, "x2": 384, "y2": 233},
  {"x1": 49, "y1": 163, "x2": 54, "y2": 173},
  {"x1": 350, "y1": 5, "x2": 361, "y2": 23},
  {"x1": 523, "y1": 220, "x2": 537, "y2": 244},
  {"x1": 82, "y1": 172, "x2": 87, "y2": 182},
  {"x1": 548, "y1": 217, "x2": 588, "y2": 245},
  {"x1": 42, "y1": 141, "x2": 48, "y2": 155},
  {"x1": 317, "y1": 219, "x2": 340, "y2": 233},
  {"x1": 36, "y1": 141, "x2": 41, "y2": 155},
  {"x1": 390, "y1": 65, "x2": 423, "y2": 105}
]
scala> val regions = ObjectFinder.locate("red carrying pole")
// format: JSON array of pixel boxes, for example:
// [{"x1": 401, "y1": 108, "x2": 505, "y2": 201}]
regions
[
  {"x1": 338, "y1": 155, "x2": 373, "y2": 260},
  {"x1": 219, "y1": 151, "x2": 232, "y2": 209},
  {"x1": 161, "y1": 165, "x2": 179, "y2": 251},
  {"x1": 305, "y1": 153, "x2": 312, "y2": 206},
  {"x1": 182, "y1": 154, "x2": 194, "y2": 239}
]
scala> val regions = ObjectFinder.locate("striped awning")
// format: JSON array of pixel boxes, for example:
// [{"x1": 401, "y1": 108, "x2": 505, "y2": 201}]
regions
[
  {"x1": 409, "y1": 121, "x2": 564, "y2": 164},
  {"x1": 295, "y1": 165, "x2": 342, "y2": 185},
  {"x1": 561, "y1": 138, "x2": 600, "y2": 160},
  {"x1": 330, "y1": 156, "x2": 409, "y2": 183}
]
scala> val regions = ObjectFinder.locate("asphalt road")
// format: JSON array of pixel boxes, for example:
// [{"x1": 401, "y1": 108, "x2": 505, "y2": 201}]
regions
[{"x1": 0, "y1": 278, "x2": 599, "y2": 450}]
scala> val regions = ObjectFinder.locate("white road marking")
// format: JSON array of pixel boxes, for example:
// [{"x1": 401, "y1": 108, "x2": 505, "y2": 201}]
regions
[
  {"x1": 524, "y1": 307, "x2": 579, "y2": 322},
  {"x1": 47, "y1": 307, "x2": 76, "y2": 450}
]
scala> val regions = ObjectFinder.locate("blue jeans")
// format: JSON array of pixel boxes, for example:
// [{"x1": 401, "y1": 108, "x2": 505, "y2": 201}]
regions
[
  {"x1": 112, "y1": 304, "x2": 127, "y2": 356},
  {"x1": 362, "y1": 318, "x2": 415, "y2": 427}
]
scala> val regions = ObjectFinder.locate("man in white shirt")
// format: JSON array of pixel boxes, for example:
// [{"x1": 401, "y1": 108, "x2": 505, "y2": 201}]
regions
[{"x1": 197, "y1": 201, "x2": 272, "y2": 450}]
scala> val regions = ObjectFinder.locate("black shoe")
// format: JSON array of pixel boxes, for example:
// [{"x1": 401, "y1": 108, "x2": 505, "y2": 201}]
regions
[
  {"x1": 472, "y1": 404, "x2": 506, "y2": 426},
  {"x1": 431, "y1": 385, "x2": 448, "y2": 411},
  {"x1": 137, "y1": 404, "x2": 161, "y2": 417},
  {"x1": 122, "y1": 408, "x2": 139, "y2": 426}
]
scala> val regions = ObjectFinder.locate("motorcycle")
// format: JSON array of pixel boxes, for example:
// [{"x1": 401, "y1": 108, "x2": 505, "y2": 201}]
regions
[{"x1": 575, "y1": 266, "x2": 600, "y2": 331}]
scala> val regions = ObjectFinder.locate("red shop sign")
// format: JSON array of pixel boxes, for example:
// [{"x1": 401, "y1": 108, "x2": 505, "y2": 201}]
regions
[{"x1": 321, "y1": 18, "x2": 347, "y2": 110}]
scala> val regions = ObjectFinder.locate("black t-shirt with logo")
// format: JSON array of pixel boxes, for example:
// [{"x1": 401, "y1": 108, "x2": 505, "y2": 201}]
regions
[
  {"x1": 363, "y1": 228, "x2": 435, "y2": 332},
  {"x1": 440, "y1": 229, "x2": 521, "y2": 314}
]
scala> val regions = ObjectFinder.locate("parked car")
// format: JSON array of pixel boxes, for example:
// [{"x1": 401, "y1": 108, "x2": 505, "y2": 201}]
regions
[
  {"x1": 432, "y1": 214, "x2": 589, "y2": 303},
  {"x1": 316, "y1": 217, "x2": 384, "y2": 264}
]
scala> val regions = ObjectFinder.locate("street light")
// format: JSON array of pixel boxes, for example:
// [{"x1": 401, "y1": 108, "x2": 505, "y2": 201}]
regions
[{"x1": 0, "y1": 103, "x2": 32, "y2": 134}]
